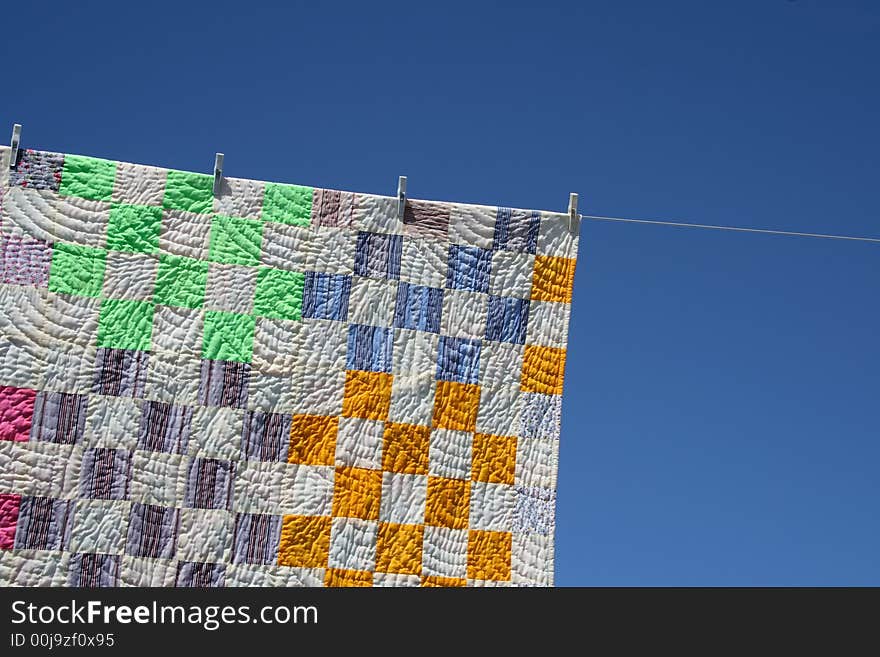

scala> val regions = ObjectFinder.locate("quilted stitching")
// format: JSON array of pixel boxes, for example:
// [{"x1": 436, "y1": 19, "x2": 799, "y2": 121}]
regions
[{"x1": 0, "y1": 146, "x2": 578, "y2": 587}]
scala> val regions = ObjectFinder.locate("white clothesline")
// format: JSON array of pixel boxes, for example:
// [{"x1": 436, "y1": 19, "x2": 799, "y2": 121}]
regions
[{"x1": 580, "y1": 214, "x2": 880, "y2": 244}]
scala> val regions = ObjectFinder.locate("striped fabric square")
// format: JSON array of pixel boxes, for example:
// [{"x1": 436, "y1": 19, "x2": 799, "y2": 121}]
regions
[
  {"x1": 176, "y1": 561, "x2": 226, "y2": 587},
  {"x1": 446, "y1": 245, "x2": 492, "y2": 293},
  {"x1": 346, "y1": 324, "x2": 394, "y2": 373},
  {"x1": 125, "y1": 503, "x2": 180, "y2": 559},
  {"x1": 79, "y1": 448, "x2": 133, "y2": 500},
  {"x1": 68, "y1": 552, "x2": 121, "y2": 587},
  {"x1": 354, "y1": 232, "x2": 403, "y2": 280},
  {"x1": 312, "y1": 189, "x2": 357, "y2": 228},
  {"x1": 393, "y1": 282, "x2": 444, "y2": 333},
  {"x1": 137, "y1": 401, "x2": 193, "y2": 454},
  {"x1": 183, "y1": 457, "x2": 234, "y2": 510},
  {"x1": 13, "y1": 496, "x2": 74, "y2": 550},
  {"x1": 240, "y1": 410, "x2": 292, "y2": 462},
  {"x1": 302, "y1": 272, "x2": 351, "y2": 321},
  {"x1": 198, "y1": 359, "x2": 250, "y2": 409},
  {"x1": 232, "y1": 513, "x2": 282, "y2": 565},
  {"x1": 485, "y1": 296, "x2": 530, "y2": 345},
  {"x1": 436, "y1": 337, "x2": 482, "y2": 385},
  {"x1": 30, "y1": 391, "x2": 88, "y2": 445},
  {"x1": 403, "y1": 201, "x2": 450, "y2": 238},
  {"x1": 493, "y1": 207, "x2": 540, "y2": 254},
  {"x1": 92, "y1": 348, "x2": 149, "y2": 398}
]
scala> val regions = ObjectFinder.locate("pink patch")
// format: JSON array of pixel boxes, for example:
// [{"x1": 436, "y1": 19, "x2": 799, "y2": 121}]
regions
[
  {"x1": 0, "y1": 386, "x2": 37, "y2": 442},
  {"x1": 0, "y1": 494, "x2": 21, "y2": 550}
]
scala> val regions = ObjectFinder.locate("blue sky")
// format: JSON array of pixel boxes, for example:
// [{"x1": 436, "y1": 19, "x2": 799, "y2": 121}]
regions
[{"x1": 3, "y1": 1, "x2": 878, "y2": 585}]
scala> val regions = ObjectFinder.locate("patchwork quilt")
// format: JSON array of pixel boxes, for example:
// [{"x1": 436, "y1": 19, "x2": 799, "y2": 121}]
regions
[{"x1": 0, "y1": 146, "x2": 578, "y2": 587}]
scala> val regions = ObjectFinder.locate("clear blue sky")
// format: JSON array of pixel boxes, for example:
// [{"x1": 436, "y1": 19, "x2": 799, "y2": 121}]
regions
[{"x1": 4, "y1": 1, "x2": 878, "y2": 585}]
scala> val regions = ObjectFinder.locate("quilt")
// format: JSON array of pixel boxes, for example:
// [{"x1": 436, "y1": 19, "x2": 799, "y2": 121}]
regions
[{"x1": 0, "y1": 146, "x2": 578, "y2": 586}]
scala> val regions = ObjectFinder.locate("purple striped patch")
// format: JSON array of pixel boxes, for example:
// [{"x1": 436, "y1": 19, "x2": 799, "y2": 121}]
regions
[
  {"x1": 79, "y1": 448, "x2": 133, "y2": 500},
  {"x1": 240, "y1": 410, "x2": 292, "y2": 462},
  {"x1": 183, "y1": 458, "x2": 234, "y2": 510},
  {"x1": 125, "y1": 503, "x2": 180, "y2": 559},
  {"x1": 231, "y1": 513, "x2": 281, "y2": 565}
]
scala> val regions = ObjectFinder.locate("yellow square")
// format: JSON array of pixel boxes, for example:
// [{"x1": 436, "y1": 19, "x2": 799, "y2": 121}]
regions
[
  {"x1": 520, "y1": 345, "x2": 566, "y2": 395},
  {"x1": 288, "y1": 414, "x2": 337, "y2": 465},
  {"x1": 332, "y1": 466, "x2": 383, "y2": 520},
  {"x1": 277, "y1": 515, "x2": 332, "y2": 568},
  {"x1": 325, "y1": 568, "x2": 373, "y2": 587},
  {"x1": 472, "y1": 433, "x2": 517, "y2": 485},
  {"x1": 421, "y1": 575, "x2": 466, "y2": 587},
  {"x1": 431, "y1": 380, "x2": 480, "y2": 432},
  {"x1": 531, "y1": 255, "x2": 576, "y2": 303},
  {"x1": 467, "y1": 529, "x2": 512, "y2": 581},
  {"x1": 342, "y1": 370, "x2": 393, "y2": 421},
  {"x1": 375, "y1": 523, "x2": 424, "y2": 575},
  {"x1": 424, "y1": 477, "x2": 470, "y2": 529},
  {"x1": 382, "y1": 422, "x2": 431, "y2": 475}
]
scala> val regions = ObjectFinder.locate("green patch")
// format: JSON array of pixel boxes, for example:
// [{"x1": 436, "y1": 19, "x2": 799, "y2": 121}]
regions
[
  {"x1": 202, "y1": 310, "x2": 255, "y2": 362},
  {"x1": 106, "y1": 204, "x2": 164, "y2": 253},
  {"x1": 97, "y1": 299, "x2": 155, "y2": 351},
  {"x1": 262, "y1": 183, "x2": 313, "y2": 226},
  {"x1": 153, "y1": 254, "x2": 209, "y2": 308},
  {"x1": 253, "y1": 267, "x2": 304, "y2": 320},
  {"x1": 48, "y1": 243, "x2": 107, "y2": 298},
  {"x1": 208, "y1": 215, "x2": 263, "y2": 266},
  {"x1": 163, "y1": 170, "x2": 214, "y2": 213},
  {"x1": 58, "y1": 155, "x2": 116, "y2": 201}
]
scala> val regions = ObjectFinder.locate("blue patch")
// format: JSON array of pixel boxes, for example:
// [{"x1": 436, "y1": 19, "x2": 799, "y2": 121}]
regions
[
  {"x1": 394, "y1": 282, "x2": 444, "y2": 333},
  {"x1": 446, "y1": 244, "x2": 492, "y2": 293},
  {"x1": 346, "y1": 323, "x2": 394, "y2": 372},
  {"x1": 492, "y1": 207, "x2": 539, "y2": 254},
  {"x1": 436, "y1": 336, "x2": 482, "y2": 385},
  {"x1": 485, "y1": 295, "x2": 529, "y2": 344},
  {"x1": 518, "y1": 393, "x2": 562, "y2": 439},
  {"x1": 354, "y1": 231, "x2": 403, "y2": 280},
  {"x1": 302, "y1": 272, "x2": 351, "y2": 321},
  {"x1": 513, "y1": 486, "x2": 557, "y2": 535}
]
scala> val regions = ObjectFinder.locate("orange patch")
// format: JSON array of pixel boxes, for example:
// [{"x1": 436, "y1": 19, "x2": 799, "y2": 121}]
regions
[
  {"x1": 467, "y1": 530, "x2": 512, "y2": 581},
  {"x1": 421, "y1": 575, "x2": 467, "y2": 587},
  {"x1": 332, "y1": 466, "x2": 383, "y2": 520},
  {"x1": 288, "y1": 414, "x2": 337, "y2": 465},
  {"x1": 520, "y1": 345, "x2": 567, "y2": 395},
  {"x1": 382, "y1": 423, "x2": 431, "y2": 475},
  {"x1": 325, "y1": 568, "x2": 373, "y2": 587},
  {"x1": 531, "y1": 255, "x2": 576, "y2": 303},
  {"x1": 431, "y1": 380, "x2": 480, "y2": 432},
  {"x1": 341, "y1": 370, "x2": 393, "y2": 421},
  {"x1": 277, "y1": 515, "x2": 332, "y2": 568},
  {"x1": 375, "y1": 523, "x2": 424, "y2": 575},
  {"x1": 471, "y1": 433, "x2": 517, "y2": 485},
  {"x1": 424, "y1": 477, "x2": 470, "y2": 529}
]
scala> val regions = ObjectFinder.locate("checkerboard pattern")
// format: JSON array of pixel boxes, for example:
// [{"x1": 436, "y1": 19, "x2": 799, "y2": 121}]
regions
[{"x1": 0, "y1": 146, "x2": 578, "y2": 587}]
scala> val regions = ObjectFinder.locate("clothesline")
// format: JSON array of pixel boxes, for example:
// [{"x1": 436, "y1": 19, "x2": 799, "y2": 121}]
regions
[{"x1": 580, "y1": 214, "x2": 880, "y2": 244}]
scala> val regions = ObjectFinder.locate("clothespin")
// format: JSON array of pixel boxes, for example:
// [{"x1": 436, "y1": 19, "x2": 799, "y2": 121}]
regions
[
  {"x1": 397, "y1": 176, "x2": 407, "y2": 220},
  {"x1": 213, "y1": 153, "x2": 224, "y2": 196},
  {"x1": 9, "y1": 124, "x2": 21, "y2": 170},
  {"x1": 568, "y1": 192, "x2": 579, "y2": 231}
]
